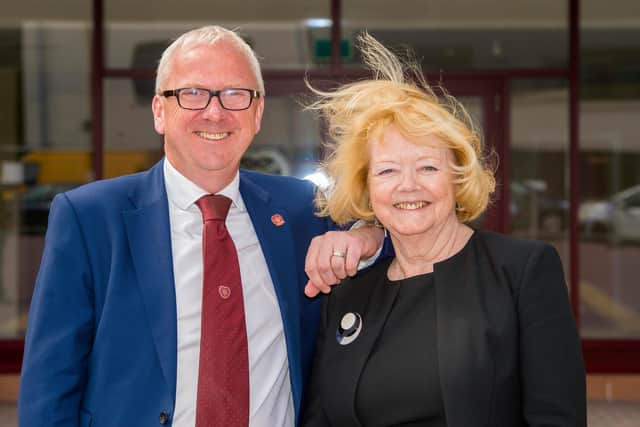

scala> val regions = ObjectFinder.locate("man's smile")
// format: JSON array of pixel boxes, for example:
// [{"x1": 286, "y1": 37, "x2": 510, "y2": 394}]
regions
[{"x1": 194, "y1": 131, "x2": 230, "y2": 141}]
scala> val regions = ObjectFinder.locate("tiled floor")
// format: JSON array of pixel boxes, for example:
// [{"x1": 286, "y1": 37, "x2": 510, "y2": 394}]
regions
[
  {"x1": 2, "y1": 403, "x2": 16, "y2": 426},
  {"x1": 2, "y1": 401, "x2": 639, "y2": 425},
  {"x1": 588, "y1": 401, "x2": 640, "y2": 426}
]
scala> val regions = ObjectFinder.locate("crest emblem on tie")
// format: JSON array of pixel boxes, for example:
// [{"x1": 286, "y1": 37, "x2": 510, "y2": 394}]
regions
[
  {"x1": 271, "y1": 213, "x2": 285, "y2": 227},
  {"x1": 218, "y1": 285, "x2": 231, "y2": 299}
]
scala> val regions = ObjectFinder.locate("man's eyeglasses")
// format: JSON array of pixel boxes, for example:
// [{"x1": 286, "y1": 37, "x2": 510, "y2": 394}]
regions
[{"x1": 161, "y1": 87, "x2": 261, "y2": 111}]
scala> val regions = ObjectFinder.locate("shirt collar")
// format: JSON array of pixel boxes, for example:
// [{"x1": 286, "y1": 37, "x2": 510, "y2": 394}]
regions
[{"x1": 163, "y1": 157, "x2": 245, "y2": 212}]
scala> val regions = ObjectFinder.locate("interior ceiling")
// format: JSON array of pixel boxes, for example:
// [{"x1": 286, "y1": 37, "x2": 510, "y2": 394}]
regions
[{"x1": 2, "y1": 0, "x2": 639, "y2": 26}]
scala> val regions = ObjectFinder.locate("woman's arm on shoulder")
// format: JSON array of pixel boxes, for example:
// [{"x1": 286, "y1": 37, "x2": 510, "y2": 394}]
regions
[{"x1": 518, "y1": 242, "x2": 586, "y2": 427}]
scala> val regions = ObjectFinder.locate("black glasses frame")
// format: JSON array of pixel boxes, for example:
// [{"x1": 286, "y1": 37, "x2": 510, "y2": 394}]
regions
[{"x1": 161, "y1": 87, "x2": 261, "y2": 111}]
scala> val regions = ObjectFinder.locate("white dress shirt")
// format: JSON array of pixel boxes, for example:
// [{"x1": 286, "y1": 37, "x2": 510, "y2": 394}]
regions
[{"x1": 164, "y1": 159, "x2": 294, "y2": 427}]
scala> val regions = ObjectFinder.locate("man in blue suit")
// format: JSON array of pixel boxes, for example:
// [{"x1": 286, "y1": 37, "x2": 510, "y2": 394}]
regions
[{"x1": 18, "y1": 26, "x2": 383, "y2": 427}]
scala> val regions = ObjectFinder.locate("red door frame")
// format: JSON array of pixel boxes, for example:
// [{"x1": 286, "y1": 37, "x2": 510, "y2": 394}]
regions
[{"x1": 434, "y1": 76, "x2": 509, "y2": 234}]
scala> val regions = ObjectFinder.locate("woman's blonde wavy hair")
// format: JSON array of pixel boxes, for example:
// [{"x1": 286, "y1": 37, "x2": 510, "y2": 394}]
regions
[{"x1": 306, "y1": 32, "x2": 496, "y2": 225}]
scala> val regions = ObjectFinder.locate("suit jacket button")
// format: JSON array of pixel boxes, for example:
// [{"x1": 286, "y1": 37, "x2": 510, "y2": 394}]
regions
[{"x1": 159, "y1": 411, "x2": 170, "y2": 425}]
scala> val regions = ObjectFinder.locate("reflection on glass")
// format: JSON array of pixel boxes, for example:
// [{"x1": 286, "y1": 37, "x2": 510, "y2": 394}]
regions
[
  {"x1": 578, "y1": 109, "x2": 640, "y2": 339},
  {"x1": 510, "y1": 79, "x2": 569, "y2": 241},
  {"x1": 0, "y1": 17, "x2": 91, "y2": 339},
  {"x1": 248, "y1": 96, "x2": 323, "y2": 178},
  {"x1": 509, "y1": 79, "x2": 570, "y2": 298},
  {"x1": 104, "y1": 78, "x2": 165, "y2": 177},
  {"x1": 579, "y1": 0, "x2": 640, "y2": 339}
]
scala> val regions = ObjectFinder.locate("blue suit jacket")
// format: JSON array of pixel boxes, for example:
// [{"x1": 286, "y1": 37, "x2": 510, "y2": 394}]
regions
[{"x1": 18, "y1": 160, "x2": 331, "y2": 427}]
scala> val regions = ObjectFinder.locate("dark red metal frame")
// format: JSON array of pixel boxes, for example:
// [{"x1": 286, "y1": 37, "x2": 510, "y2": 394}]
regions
[
  {"x1": 1, "y1": 0, "x2": 638, "y2": 374},
  {"x1": 0, "y1": 341, "x2": 23, "y2": 373},
  {"x1": 91, "y1": 0, "x2": 104, "y2": 180},
  {"x1": 569, "y1": 0, "x2": 581, "y2": 355}
]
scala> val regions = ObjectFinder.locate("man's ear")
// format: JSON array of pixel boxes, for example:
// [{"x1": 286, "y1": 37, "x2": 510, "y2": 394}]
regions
[
  {"x1": 253, "y1": 95, "x2": 265, "y2": 135},
  {"x1": 152, "y1": 95, "x2": 165, "y2": 135}
]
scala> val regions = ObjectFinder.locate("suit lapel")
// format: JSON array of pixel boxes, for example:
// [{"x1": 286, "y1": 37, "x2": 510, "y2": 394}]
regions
[
  {"x1": 238, "y1": 173, "x2": 305, "y2": 410},
  {"x1": 324, "y1": 261, "x2": 400, "y2": 426},
  {"x1": 434, "y1": 234, "x2": 492, "y2": 427},
  {"x1": 122, "y1": 161, "x2": 177, "y2": 402}
]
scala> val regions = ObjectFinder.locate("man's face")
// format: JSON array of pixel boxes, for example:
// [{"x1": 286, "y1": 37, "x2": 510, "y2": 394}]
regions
[{"x1": 152, "y1": 41, "x2": 264, "y2": 190}]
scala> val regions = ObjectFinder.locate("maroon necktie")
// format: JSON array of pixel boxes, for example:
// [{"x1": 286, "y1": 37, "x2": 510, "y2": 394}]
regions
[{"x1": 195, "y1": 194, "x2": 249, "y2": 427}]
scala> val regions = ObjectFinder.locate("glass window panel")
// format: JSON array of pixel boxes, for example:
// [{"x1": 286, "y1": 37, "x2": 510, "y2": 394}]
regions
[
  {"x1": 0, "y1": 4, "x2": 91, "y2": 340},
  {"x1": 105, "y1": 0, "x2": 330, "y2": 70},
  {"x1": 455, "y1": 96, "x2": 489, "y2": 229},
  {"x1": 249, "y1": 96, "x2": 322, "y2": 178},
  {"x1": 104, "y1": 78, "x2": 165, "y2": 176},
  {"x1": 343, "y1": 0, "x2": 568, "y2": 70},
  {"x1": 510, "y1": 79, "x2": 570, "y2": 265},
  {"x1": 580, "y1": 0, "x2": 640, "y2": 339}
]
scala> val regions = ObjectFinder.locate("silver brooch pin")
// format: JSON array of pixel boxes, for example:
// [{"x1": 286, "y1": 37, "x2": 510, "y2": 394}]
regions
[{"x1": 336, "y1": 312, "x2": 363, "y2": 345}]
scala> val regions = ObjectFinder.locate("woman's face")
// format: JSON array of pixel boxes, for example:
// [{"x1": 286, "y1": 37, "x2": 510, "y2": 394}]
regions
[{"x1": 368, "y1": 125, "x2": 458, "y2": 238}]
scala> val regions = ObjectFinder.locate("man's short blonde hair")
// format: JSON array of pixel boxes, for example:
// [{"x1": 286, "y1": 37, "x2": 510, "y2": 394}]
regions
[
  {"x1": 155, "y1": 25, "x2": 264, "y2": 95},
  {"x1": 307, "y1": 33, "x2": 495, "y2": 225}
]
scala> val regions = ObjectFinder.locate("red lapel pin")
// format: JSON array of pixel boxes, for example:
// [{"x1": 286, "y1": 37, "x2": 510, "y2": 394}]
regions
[{"x1": 271, "y1": 213, "x2": 285, "y2": 227}]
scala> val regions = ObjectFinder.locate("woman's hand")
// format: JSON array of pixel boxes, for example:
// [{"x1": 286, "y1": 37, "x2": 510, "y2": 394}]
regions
[{"x1": 304, "y1": 226, "x2": 385, "y2": 297}]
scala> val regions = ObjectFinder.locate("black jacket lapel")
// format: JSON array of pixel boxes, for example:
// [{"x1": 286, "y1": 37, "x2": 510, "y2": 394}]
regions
[
  {"x1": 122, "y1": 161, "x2": 178, "y2": 402},
  {"x1": 323, "y1": 260, "x2": 401, "y2": 426},
  {"x1": 435, "y1": 235, "x2": 492, "y2": 427}
]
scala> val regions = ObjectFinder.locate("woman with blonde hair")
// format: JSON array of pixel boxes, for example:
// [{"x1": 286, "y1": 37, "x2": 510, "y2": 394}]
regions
[{"x1": 301, "y1": 33, "x2": 586, "y2": 427}]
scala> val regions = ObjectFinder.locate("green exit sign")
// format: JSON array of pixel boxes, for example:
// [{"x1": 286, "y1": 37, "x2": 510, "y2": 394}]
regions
[{"x1": 314, "y1": 39, "x2": 351, "y2": 61}]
